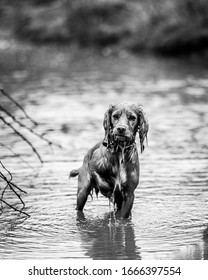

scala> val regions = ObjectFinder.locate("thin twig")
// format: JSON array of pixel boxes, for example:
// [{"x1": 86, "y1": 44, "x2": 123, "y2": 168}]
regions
[
  {"x1": 0, "y1": 161, "x2": 29, "y2": 216},
  {"x1": 0, "y1": 104, "x2": 62, "y2": 149},
  {"x1": 0, "y1": 162, "x2": 27, "y2": 194},
  {"x1": 0, "y1": 160, "x2": 12, "y2": 181},
  {"x1": 0, "y1": 178, "x2": 9, "y2": 210},
  {"x1": 0, "y1": 172, "x2": 25, "y2": 208},
  {"x1": 0, "y1": 115, "x2": 43, "y2": 163},
  {"x1": 0, "y1": 198, "x2": 30, "y2": 217},
  {"x1": 0, "y1": 161, "x2": 12, "y2": 209},
  {"x1": 0, "y1": 88, "x2": 38, "y2": 127},
  {"x1": 0, "y1": 143, "x2": 35, "y2": 171}
]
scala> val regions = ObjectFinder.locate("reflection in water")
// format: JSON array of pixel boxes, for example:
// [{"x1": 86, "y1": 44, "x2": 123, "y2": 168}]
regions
[
  {"x1": 173, "y1": 227, "x2": 208, "y2": 260},
  {"x1": 76, "y1": 211, "x2": 141, "y2": 259},
  {"x1": 203, "y1": 227, "x2": 208, "y2": 260}
]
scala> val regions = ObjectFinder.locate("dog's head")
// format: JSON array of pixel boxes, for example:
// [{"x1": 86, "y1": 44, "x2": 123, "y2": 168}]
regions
[{"x1": 103, "y1": 102, "x2": 149, "y2": 152}]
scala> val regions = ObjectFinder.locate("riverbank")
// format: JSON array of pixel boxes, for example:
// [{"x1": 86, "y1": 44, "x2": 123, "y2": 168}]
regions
[{"x1": 1, "y1": 0, "x2": 208, "y2": 55}]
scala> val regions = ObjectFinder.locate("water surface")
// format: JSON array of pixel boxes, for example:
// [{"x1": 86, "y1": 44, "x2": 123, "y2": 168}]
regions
[{"x1": 0, "y1": 42, "x2": 208, "y2": 259}]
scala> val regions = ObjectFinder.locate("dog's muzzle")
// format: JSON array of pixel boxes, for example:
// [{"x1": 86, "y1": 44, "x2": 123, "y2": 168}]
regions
[{"x1": 113, "y1": 126, "x2": 131, "y2": 144}]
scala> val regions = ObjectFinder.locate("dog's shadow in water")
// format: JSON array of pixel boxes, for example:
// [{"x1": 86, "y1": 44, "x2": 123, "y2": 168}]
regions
[{"x1": 76, "y1": 211, "x2": 141, "y2": 260}]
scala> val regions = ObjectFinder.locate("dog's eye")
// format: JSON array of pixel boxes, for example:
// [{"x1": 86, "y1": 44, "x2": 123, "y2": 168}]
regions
[
  {"x1": 129, "y1": 115, "x2": 136, "y2": 121},
  {"x1": 112, "y1": 114, "x2": 119, "y2": 120}
]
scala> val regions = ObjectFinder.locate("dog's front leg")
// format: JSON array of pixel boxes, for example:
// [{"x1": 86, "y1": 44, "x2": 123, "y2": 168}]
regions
[{"x1": 121, "y1": 192, "x2": 135, "y2": 219}]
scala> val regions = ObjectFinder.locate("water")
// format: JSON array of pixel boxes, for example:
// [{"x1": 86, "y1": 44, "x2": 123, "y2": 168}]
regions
[{"x1": 0, "y1": 41, "x2": 208, "y2": 260}]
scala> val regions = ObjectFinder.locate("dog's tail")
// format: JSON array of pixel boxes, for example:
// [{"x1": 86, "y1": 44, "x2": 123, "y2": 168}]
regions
[{"x1": 69, "y1": 169, "x2": 79, "y2": 179}]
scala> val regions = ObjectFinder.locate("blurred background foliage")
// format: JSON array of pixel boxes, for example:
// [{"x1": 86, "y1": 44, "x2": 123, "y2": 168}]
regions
[{"x1": 1, "y1": 0, "x2": 208, "y2": 55}]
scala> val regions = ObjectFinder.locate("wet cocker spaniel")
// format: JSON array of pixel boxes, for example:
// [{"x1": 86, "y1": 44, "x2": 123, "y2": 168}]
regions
[{"x1": 70, "y1": 102, "x2": 149, "y2": 218}]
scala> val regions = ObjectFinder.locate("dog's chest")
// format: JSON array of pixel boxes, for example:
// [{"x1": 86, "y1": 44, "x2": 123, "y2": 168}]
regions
[
  {"x1": 93, "y1": 156, "x2": 127, "y2": 195},
  {"x1": 112, "y1": 162, "x2": 127, "y2": 190}
]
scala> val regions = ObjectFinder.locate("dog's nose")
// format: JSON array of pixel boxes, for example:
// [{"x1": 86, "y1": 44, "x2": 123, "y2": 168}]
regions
[{"x1": 117, "y1": 126, "x2": 126, "y2": 134}]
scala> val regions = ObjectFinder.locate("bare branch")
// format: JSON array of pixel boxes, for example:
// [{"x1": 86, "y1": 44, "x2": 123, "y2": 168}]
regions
[
  {"x1": 0, "y1": 198, "x2": 30, "y2": 217},
  {"x1": 0, "y1": 88, "x2": 38, "y2": 127},
  {"x1": 0, "y1": 114, "x2": 44, "y2": 164},
  {"x1": 0, "y1": 104, "x2": 62, "y2": 149},
  {"x1": 0, "y1": 161, "x2": 29, "y2": 217},
  {"x1": 0, "y1": 171, "x2": 25, "y2": 206},
  {"x1": 0, "y1": 89, "x2": 62, "y2": 217},
  {"x1": 0, "y1": 143, "x2": 35, "y2": 170}
]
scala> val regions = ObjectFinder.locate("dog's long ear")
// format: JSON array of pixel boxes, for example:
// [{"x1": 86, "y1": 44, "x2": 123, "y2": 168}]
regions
[
  {"x1": 135, "y1": 105, "x2": 149, "y2": 153},
  {"x1": 103, "y1": 104, "x2": 114, "y2": 147}
]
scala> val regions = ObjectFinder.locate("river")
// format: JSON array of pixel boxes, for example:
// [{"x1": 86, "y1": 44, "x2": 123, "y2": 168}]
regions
[{"x1": 0, "y1": 40, "x2": 208, "y2": 259}]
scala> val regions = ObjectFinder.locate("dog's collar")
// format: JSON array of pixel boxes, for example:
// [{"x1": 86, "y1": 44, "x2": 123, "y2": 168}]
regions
[{"x1": 103, "y1": 139, "x2": 135, "y2": 153}]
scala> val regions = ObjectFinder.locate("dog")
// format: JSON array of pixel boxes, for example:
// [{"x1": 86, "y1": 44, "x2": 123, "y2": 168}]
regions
[{"x1": 69, "y1": 102, "x2": 148, "y2": 218}]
